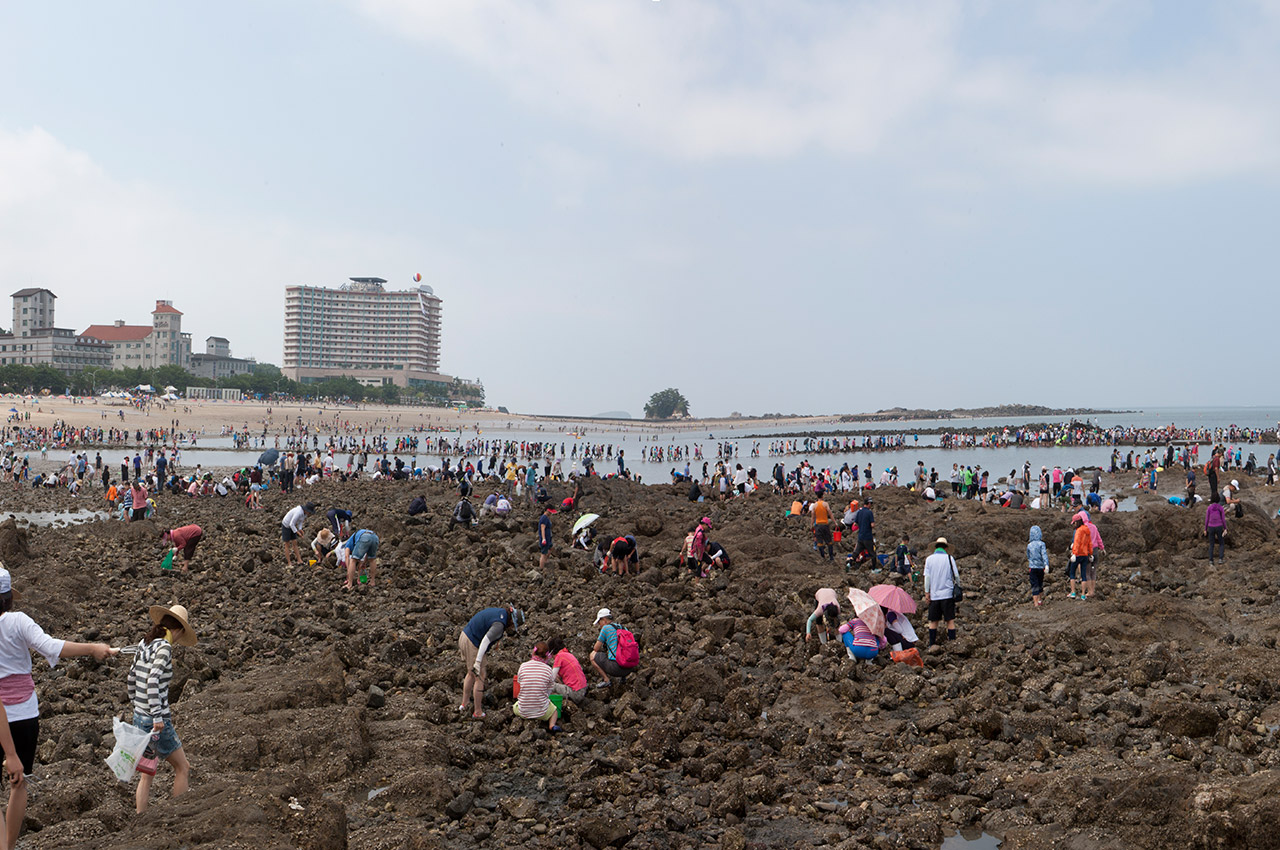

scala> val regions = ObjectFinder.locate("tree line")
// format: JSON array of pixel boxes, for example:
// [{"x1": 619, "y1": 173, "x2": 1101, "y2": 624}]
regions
[{"x1": 0, "y1": 362, "x2": 484, "y2": 406}]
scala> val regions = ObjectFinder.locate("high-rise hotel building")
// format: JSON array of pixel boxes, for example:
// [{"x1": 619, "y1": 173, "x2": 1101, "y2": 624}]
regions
[{"x1": 283, "y1": 277, "x2": 451, "y2": 391}]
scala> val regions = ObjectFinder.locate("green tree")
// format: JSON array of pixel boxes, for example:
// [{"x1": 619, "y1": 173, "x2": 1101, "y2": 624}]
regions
[
  {"x1": 380, "y1": 384, "x2": 401, "y2": 404},
  {"x1": 644, "y1": 388, "x2": 690, "y2": 420}
]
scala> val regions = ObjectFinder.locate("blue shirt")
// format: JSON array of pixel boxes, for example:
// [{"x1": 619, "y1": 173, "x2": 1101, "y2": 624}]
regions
[
  {"x1": 463, "y1": 607, "x2": 509, "y2": 646},
  {"x1": 854, "y1": 508, "x2": 874, "y2": 540},
  {"x1": 597, "y1": 624, "x2": 619, "y2": 660},
  {"x1": 538, "y1": 514, "x2": 551, "y2": 545}
]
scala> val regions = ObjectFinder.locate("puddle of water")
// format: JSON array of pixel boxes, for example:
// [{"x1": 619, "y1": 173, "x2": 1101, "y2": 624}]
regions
[
  {"x1": 1115, "y1": 496, "x2": 1139, "y2": 512},
  {"x1": 942, "y1": 831, "x2": 1001, "y2": 850},
  {"x1": 367, "y1": 785, "x2": 391, "y2": 801},
  {"x1": 5, "y1": 510, "x2": 108, "y2": 528}
]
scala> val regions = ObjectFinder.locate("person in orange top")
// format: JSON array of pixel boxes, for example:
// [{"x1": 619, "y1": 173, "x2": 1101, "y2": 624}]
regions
[
  {"x1": 811, "y1": 497, "x2": 833, "y2": 561},
  {"x1": 1069, "y1": 514, "x2": 1094, "y2": 601},
  {"x1": 105, "y1": 482, "x2": 118, "y2": 510}
]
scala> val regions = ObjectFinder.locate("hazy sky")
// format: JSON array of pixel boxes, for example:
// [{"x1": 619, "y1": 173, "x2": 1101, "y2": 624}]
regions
[{"x1": 2, "y1": 2, "x2": 1277, "y2": 417}]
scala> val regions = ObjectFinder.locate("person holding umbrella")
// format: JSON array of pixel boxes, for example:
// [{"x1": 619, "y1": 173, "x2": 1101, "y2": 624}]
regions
[
  {"x1": 867, "y1": 583, "x2": 921, "y2": 664},
  {"x1": 840, "y1": 589, "x2": 886, "y2": 662}
]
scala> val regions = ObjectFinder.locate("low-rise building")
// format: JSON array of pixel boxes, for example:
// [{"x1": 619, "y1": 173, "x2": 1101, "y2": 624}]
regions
[
  {"x1": 0, "y1": 289, "x2": 113, "y2": 372},
  {"x1": 189, "y1": 336, "x2": 256, "y2": 380}
]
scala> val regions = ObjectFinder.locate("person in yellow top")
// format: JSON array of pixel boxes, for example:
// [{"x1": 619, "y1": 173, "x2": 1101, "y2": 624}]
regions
[
  {"x1": 505, "y1": 461, "x2": 518, "y2": 493},
  {"x1": 811, "y1": 496, "x2": 834, "y2": 561}
]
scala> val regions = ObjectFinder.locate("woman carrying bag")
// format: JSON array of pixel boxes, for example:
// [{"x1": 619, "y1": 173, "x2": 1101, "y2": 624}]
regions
[
  {"x1": 0, "y1": 566, "x2": 115, "y2": 848},
  {"x1": 124, "y1": 603, "x2": 197, "y2": 814}
]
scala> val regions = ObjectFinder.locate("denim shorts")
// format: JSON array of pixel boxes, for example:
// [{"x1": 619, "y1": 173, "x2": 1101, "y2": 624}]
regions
[
  {"x1": 352, "y1": 533, "x2": 379, "y2": 560},
  {"x1": 133, "y1": 712, "x2": 182, "y2": 758}
]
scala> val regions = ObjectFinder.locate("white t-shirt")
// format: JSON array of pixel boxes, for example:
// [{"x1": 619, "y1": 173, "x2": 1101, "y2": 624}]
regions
[
  {"x1": 282, "y1": 505, "x2": 307, "y2": 532},
  {"x1": 0, "y1": 612, "x2": 65, "y2": 721}
]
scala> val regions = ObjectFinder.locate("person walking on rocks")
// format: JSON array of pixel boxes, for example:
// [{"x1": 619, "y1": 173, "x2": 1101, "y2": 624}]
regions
[
  {"x1": 1204, "y1": 493, "x2": 1227, "y2": 565},
  {"x1": 922, "y1": 537, "x2": 958, "y2": 647},
  {"x1": 1068, "y1": 512, "x2": 1094, "y2": 600},
  {"x1": 280, "y1": 502, "x2": 315, "y2": 566},
  {"x1": 458, "y1": 605, "x2": 523, "y2": 719},
  {"x1": 537, "y1": 505, "x2": 553, "y2": 571},
  {"x1": 128, "y1": 478, "x2": 148, "y2": 523},
  {"x1": 1027, "y1": 526, "x2": 1048, "y2": 606},
  {"x1": 0, "y1": 566, "x2": 116, "y2": 846},
  {"x1": 159, "y1": 524, "x2": 203, "y2": 573},
  {"x1": 126, "y1": 602, "x2": 197, "y2": 814},
  {"x1": 849, "y1": 498, "x2": 875, "y2": 572},
  {"x1": 811, "y1": 496, "x2": 834, "y2": 561}
]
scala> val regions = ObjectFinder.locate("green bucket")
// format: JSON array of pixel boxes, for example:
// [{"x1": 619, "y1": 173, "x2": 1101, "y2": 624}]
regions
[{"x1": 549, "y1": 694, "x2": 564, "y2": 713}]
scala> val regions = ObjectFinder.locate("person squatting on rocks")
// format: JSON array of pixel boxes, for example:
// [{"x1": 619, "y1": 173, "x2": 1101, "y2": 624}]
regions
[
  {"x1": 0, "y1": 565, "x2": 117, "y2": 844},
  {"x1": 590, "y1": 608, "x2": 638, "y2": 688},
  {"x1": 458, "y1": 605, "x2": 523, "y2": 720},
  {"x1": 126, "y1": 603, "x2": 197, "y2": 815},
  {"x1": 922, "y1": 537, "x2": 958, "y2": 647},
  {"x1": 513, "y1": 642, "x2": 561, "y2": 733},
  {"x1": 547, "y1": 636, "x2": 587, "y2": 704}
]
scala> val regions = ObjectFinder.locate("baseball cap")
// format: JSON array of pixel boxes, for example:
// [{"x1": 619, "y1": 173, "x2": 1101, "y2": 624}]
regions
[
  {"x1": 0, "y1": 566, "x2": 20, "y2": 601},
  {"x1": 594, "y1": 607, "x2": 612, "y2": 625},
  {"x1": 1231, "y1": 480, "x2": 1240, "y2": 489},
  {"x1": 302, "y1": 502, "x2": 316, "y2": 514}
]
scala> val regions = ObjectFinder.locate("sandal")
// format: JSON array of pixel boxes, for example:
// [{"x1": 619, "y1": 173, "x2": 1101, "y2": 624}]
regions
[{"x1": 471, "y1": 712, "x2": 486, "y2": 720}]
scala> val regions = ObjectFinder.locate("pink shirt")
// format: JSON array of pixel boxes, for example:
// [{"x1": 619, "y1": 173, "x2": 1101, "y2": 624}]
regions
[{"x1": 552, "y1": 649, "x2": 587, "y2": 692}]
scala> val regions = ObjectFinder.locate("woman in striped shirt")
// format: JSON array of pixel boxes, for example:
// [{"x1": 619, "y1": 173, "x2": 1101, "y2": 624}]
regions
[
  {"x1": 127, "y1": 604, "x2": 197, "y2": 814},
  {"x1": 838, "y1": 617, "x2": 886, "y2": 661},
  {"x1": 514, "y1": 643, "x2": 560, "y2": 733}
]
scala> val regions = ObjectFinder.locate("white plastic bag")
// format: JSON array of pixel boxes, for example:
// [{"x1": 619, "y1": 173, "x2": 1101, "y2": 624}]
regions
[{"x1": 105, "y1": 717, "x2": 150, "y2": 782}]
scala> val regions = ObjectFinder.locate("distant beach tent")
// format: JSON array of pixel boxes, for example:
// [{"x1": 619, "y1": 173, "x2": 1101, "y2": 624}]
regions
[
  {"x1": 134, "y1": 384, "x2": 155, "y2": 393},
  {"x1": 160, "y1": 392, "x2": 181, "y2": 401},
  {"x1": 164, "y1": 385, "x2": 179, "y2": 393}
]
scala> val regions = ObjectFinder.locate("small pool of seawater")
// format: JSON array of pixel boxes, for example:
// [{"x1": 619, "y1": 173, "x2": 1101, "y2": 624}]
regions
[
  {"x1": 4, "y1": 510, "x2": 108, "y2": 528},
  {"x1": 942, "y1": 831, "x2": 1001, "y2": 850}
]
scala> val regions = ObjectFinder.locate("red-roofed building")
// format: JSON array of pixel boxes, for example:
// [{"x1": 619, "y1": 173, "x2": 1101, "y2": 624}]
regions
[{"x1": 79, "y1": 300, "x2": 191, "y2": 369}]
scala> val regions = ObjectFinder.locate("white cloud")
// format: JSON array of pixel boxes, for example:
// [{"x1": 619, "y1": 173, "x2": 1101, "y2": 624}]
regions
[
  {"x1": 358, "y1": 0, "x2": 1280, "y2": 185},
  {"x1": 0, "y1": 126, "x2": 420, "y2": 366}
]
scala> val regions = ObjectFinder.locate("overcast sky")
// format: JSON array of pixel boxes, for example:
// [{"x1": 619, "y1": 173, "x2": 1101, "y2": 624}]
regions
[{"x1": 2, "y1": 2, "x2": 1278, "y2": 417}]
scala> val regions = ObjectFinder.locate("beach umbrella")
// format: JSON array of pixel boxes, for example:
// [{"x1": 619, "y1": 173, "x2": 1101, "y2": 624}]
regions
[
  {"x1": 847, "y1": 588, "x2": 886, "y2": 636},
  {"x1": 258, "y1": 448, "x2": 280, "y2": 467},
  {"x1": 867, "y1": 584, "x2": 917, "y2": 614},
  {"x1": 572, "y1": 513, "x2": 600, "y2": 535}
]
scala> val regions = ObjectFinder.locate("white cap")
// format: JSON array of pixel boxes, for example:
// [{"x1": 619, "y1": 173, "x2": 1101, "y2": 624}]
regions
[
  {"x1": 1231, "y1": 480, "x2": 1240, "y2": 489},
  {"x1": 593, "y1": 607, "x2": 613, "y2": 625},
  {"x1": 0, "y1": 567, "x2": 11, "y2": 596}
]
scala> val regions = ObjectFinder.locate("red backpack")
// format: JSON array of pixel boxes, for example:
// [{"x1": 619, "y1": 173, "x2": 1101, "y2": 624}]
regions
[{"x1": 614, "y1": 627, "x2": 640, "y2": 668}]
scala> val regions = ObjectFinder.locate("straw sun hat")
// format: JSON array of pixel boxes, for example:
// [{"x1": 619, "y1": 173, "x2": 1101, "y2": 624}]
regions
[{"x1": 149, "y1": 603, "x2": 198, "y2": 646}]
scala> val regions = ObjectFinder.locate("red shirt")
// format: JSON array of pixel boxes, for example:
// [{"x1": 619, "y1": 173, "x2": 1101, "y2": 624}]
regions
[
  {"x1": 552, "y1": 649, "x2": 587, "y2": 691},
  {"x1": 169, "y1": 525, "x2": 202, "y2": 549}
]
